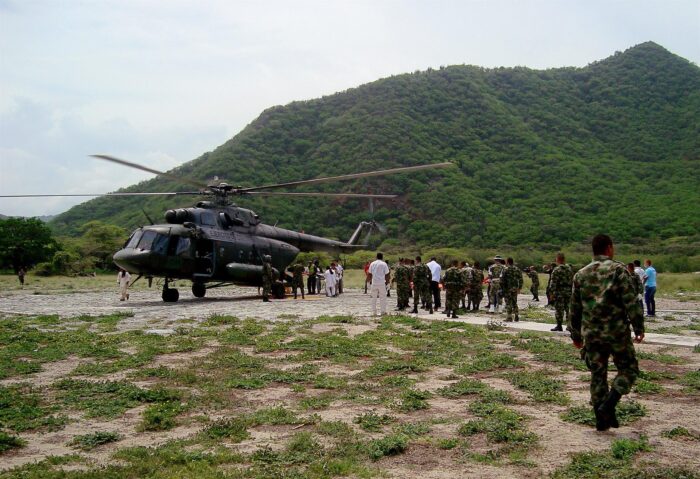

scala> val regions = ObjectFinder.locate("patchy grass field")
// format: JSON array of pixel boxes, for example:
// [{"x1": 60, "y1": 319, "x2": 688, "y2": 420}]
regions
[{"x1": 1, "y1": 310, "x2": 699, "y2": 478}]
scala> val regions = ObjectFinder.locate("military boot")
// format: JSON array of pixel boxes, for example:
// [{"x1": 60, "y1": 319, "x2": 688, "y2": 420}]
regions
[
  {"x1": 451, "y1": 312, "x2": 459, "y2": 319},
  {"x1": 429, "y1": 306, "x2": 434, "y2": 314},
  {"x1": 551, "y1": 324, "x2": 563, "y2": 332},
  {"x1": 597, "y1": 389, "x2": 621, "y2": 429},
  {"x1": 411, "y1": 305, "x2": 418, "y2": 314},
  {"x1": 514, "y1": 315, "x2": 519, "y2": 322},
  {"x1": 263, "y1": 297, "x2": 269, "y2": 302}
]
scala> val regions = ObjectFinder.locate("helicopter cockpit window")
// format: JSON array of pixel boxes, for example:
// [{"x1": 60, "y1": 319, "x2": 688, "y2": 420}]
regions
[
  {"x1": 219, "y1": 212, "x2": 232, "y2": 228},
  {"x1": 126, "y1": 230, "x2": 143, "y2": 249},
  {"x1": 137, "y1": 231, "x2": 157, "y2": 250},
  {"x1": 200, "y1": 211, "x2": 217, "y2": 226}
]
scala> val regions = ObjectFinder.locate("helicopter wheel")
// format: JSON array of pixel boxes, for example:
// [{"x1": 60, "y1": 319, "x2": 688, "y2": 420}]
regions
[
  {"x1": 162, "y1": 287, "x2": 179, "y2": 302},
  {"x1": 192, "y1": 282, "x2": 206, "y2": 298}
]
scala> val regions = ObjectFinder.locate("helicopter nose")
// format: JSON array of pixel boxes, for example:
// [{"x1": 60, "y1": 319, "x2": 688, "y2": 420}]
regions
[{"x1": 113, "y1": 248, "x2": 152, "y2": 273}]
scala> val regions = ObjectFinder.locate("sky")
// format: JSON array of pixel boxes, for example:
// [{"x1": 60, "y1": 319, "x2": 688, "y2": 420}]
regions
[{"x1": 1, "y1": 0, "x2": 698, "y2": 217}]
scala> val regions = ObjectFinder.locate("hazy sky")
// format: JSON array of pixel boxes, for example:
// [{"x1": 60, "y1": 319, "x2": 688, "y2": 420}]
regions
[{"x1": 1, "y1": 0, "x2": 698, "y2": 216}]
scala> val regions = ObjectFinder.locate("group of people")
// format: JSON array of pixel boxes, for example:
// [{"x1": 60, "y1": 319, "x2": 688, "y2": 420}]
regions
[{"x1": 261, "y1": 256, "x2": 346, "y2": 302}]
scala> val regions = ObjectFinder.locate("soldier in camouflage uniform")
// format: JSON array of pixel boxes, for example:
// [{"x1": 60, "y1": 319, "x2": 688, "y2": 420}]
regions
[
  {"x1": 394, "y1": 258, "x2": 412, "y2": 311},
  {"x1": 262, "y1": 255, "x2": 273, "y2": 302},
  {"x1": 411, "y1": 256, "x2": 433, "y2": 314},
  {"x1": 488, "y1": 256, "x2": 506, "y2": 313},
  {"x1": 289, "y1": 262, "x2": 305, "y2": 300},
  {"x1": 460, "y1": 261, "x2": 472, "y2": 310},
  {"x1": 468, "y1": 261, "x2": 484, "y2": 310},
  {"x1": 569, "y1": 234, "x2": 644, "y2": 431},
  {"x1": 550, "y1": 253, "x2": 574, "y2": 331},
  {"x1": 443, "y1": 260, "x2": 465, "y2": 319},
  {"x1": 527, "y1": 266, "x2": 540, "y2": 301},
  {"x1": 544, "y1": 262, "x2": 556, "y2": 307},
  {"x1": 500, "y1": 257, "x2": 523, "y2": 322}
]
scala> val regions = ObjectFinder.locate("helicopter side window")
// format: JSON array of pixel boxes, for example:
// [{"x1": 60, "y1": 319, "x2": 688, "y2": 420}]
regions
[
  {"x1": 176, "y1": 237, "x2": 191, "y2": 257},
  {"x1": 126, "y1": 230, "x2": 143, "y2": 249},
  {"x1": 137, "y1": 231, "x2": 157, "y2": 250},
  {"x1": 152, "y1": 234, "x2": 169, "y2": 255},
  {"x1": 200, "y1": 211, "x2": 216, "y2": 226}
]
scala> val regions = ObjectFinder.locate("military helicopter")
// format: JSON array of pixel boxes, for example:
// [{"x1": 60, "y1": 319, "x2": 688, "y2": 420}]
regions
[{"x1": 2, "y1": 155, "x2": 451, "y2": 301}]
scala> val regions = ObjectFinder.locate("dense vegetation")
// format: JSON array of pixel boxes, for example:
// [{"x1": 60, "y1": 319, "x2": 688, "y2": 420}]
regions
[{"x1": 52, "y1": 42, "x2": 700, "y2": 251}]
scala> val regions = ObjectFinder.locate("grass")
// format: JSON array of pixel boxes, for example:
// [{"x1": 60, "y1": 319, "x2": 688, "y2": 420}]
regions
[
  {"x1": 0, "y1": 432, "x2": 26, "y2": 453},
  {"x1": 1, "y1": 307, "x2": 699, "y2": 478},
  {"x1": 662, "y1": 427, "x2": 700, "y2": 441},
  {"x1": 68, "y1": 431, "x2": 122, "y2": 451},
  {"x1": 354, "y1": 411, "x2": 395, "y2": 432},
  {"x1": 505, "y1": 370, "x2": 569, "y2": 404}
]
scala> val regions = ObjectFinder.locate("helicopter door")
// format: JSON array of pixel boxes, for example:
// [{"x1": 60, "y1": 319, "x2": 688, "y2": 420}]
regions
[{"x1": 194, "y1": 239, "x2": 215, "y2": 277}]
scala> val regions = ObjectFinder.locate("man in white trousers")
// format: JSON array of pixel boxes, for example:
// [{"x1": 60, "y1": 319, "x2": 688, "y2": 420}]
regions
[
  {"x1": 117, "y1": 268, "x2": 131, "y2": 301},
  {"x1": 323, "y1": 266, "x2": 335, "y2": 297},
  {"x1": 368, "y1": 252, "x2": 391, "y2": 316}
]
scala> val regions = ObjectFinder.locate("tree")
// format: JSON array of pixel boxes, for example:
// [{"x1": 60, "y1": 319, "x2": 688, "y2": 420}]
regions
[
  {"x1": 0, "y1": 218, "x2": 59, "y2": 272},
  {"x1": 74, "y1": 221, "x2": 128, "y2": 270}
]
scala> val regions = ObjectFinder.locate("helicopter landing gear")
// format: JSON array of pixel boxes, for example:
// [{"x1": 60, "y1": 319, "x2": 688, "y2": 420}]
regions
[
  {"x1": 162, "y1": 280, "x2": 179, "y2": 302},
  {"x1": 192, "y1": 282, "x2": 206, "y2": 298}
]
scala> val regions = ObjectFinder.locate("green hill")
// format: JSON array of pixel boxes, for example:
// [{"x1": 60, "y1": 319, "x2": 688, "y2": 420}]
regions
[{"x1": 52, "y1": 42, "x2": 700, "y2": 248}]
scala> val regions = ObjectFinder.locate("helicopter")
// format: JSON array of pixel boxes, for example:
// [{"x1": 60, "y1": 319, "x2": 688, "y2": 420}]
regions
[{"x1": 2, "y1": 155, "x2": 451, "y2": 301}]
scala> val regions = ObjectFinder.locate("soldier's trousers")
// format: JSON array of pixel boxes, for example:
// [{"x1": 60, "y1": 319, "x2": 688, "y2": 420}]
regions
[
  {"x1": 489, "y1": 281, "x2": 502, "y2": 307},
  {"x1": 530, "y1": 284, "x2": 539, "y2": 299},
  {"x1": 469, "y1": 288, "x2": 483, "y2": 309},
  {"x1": 397, "y1": 286, "x2": 411, "y2": 309},
  {"x1": 445, "y1": 288, "x2": 460, "y2": 313},
  {"x1": 414, "y1": 284, "x2": 432, "y2": 309},
  {"x1": 504, "y1": 289, "x2": 518, "y2": 320},
  {"x1": 554, "y1": 298, "x2": 569, "y2": 326},
  {"x1": 262, "y1": 280, "x2": 272, "y2": 298},
  {"x1": 583, "y1": 337, "x2": 639, "y2": 407},
  {"x1": 292, "y1": 279, "x2": 304, "y2": 298}
]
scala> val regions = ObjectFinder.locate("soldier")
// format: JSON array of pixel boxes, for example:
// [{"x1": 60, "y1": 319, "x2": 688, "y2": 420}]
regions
[
  {"x1": 469, "y1": 261, "x2": 484, "y2": 311},
  {"x1": 544, "y1": 262, "x2": 556, "y2": 307},
  {"x1": 443, "y1": 260, "x2": 465, "y2": 319},
  {"x1": 289, "y1": 262, "x2": 305, "y2": 300},
  {"x1": 550, "y1": 253, "x2": 574, "y2": 332},
  {"x1": 307, "y1": 260, "x2": 318, "y2": 295},
  {"x1": 411, "y1": 256, "x2": 433, "y2": 314},
  {"x1": 570, "y1": 234, "x2": 644, "y2": 431},
  {"x1": 488, "y1": 256, "x2": 506, "y2": 313},
  {"x1": 262, "y1": 255, "x2": 273, "y2": 302},
  {"x1": 460, "y1": 261, "x2": 472, "y2": 311},
  {"x1": 394, "y1": 258, "x2": 412, "y2": 311},
  {"x1": 500, "y1": 257, "x2": 523, "y2": 322},
  {"x1": 527, "y1": 266, "x2": 540, "y2": 301}
]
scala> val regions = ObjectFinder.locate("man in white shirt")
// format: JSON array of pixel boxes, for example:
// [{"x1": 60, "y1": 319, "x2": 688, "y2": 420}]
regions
[
  {"x1": 426, "y1": 257, "x2": 442, "y2": 310},
  {"x1": 368, "y1": 252, "x2": 391, "y2": 316},
  {"x1": 633, "y1": 260, "x2": 646, "y2": 313},
  {"x1": 323, "y1": 267, "x2": 335, "y2": 297},
  {"x1": 117, "y1": 269, "x2": 131, "y2": 301}
]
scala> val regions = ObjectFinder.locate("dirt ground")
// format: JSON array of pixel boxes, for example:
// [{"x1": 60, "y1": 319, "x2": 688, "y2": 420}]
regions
[{"x1": 1, "y1": 285, "x2": 699, "y2": 478}]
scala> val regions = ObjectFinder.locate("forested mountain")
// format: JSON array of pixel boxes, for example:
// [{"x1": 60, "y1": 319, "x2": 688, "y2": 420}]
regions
[{"x1": 52, "y1": 42, "x2": 700, "y2": 248}]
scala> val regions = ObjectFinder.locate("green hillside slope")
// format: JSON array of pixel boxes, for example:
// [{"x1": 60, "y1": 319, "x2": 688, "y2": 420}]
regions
[{"x1": 52, "y1": 42, "x2": 700, "y2": 248}]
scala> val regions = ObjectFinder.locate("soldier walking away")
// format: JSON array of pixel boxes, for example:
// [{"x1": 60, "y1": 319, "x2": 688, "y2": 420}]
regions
[
  {"x1": 117, "y1": 268, "x2": 131, "y2": 301},
  {"x1": 443, "y1": 260, "x2": 465, "y2": 319},
  {"x1": 527, "y1": 266, "x2": 539, "y2": 301},
  {"x1": 460, "y1": 261, "x2": 472, "y2": 310},
  {"x1": 262, "y1": 255, "x2": 273, "y2": 302},
  {"x1": 289, "y1": 262, "x2": 305, "y2": 300},
  {"x1": 307, "y1": 260, "x2": 318, "y2": 295},
  {"x1": 411, "y1": 256, "x2": 433, "y2": 314},
  {"x1": 368, "y1": 252, "x2": 390, "y2": 316},
  {"x1": 469, "y1": 262, "x2": 484, "y2": 311},
  {"x1": 394, "y1": 258, "x2": 412, "y2": 311},
  {"x1": 501, "y1": 258, "x2": 523, "y2": 322},
  {"x1": 570, "y1": 234, "x2": 644, "y2": 431},
  {"x1": 550, "y1": 253, "x2": 574, "y2": 331},
  {"x1": 18, "y1": 267, "x2": 26, "y2": 287},
  {"x1": 488, "y1": 256, "x2": 506, "y2": 313},
  {"x1": 336, "y1": 260, "x2": 345, "y2": 295}
]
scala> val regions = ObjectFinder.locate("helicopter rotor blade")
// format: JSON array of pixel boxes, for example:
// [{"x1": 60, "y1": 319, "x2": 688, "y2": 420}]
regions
[
  {"x1": 238, "y1": 162, "x2": 453, "y2": 193},
  {"x1": 244, "y1": 192, "x2": 397, "y2": 199},
  {"x1": 0, "y1": 192, "x2": 203, "y2": 198},
  {"x1": 91, "y1": 154, "x2": 209, "y2": 190}
]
